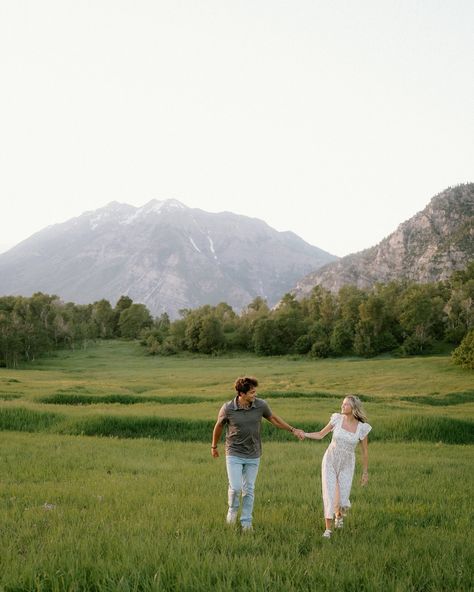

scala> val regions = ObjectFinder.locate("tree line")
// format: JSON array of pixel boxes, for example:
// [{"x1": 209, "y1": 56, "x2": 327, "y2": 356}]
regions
[
  {"x1": 1, "y1": 263, "x2": 473, "y2": 368},
  {"x1": 0, "y1": 294, "x2": 151, "y2": 367},
  {"x1": 140, "y1": 263, "x2": 473, "y2": 365}
]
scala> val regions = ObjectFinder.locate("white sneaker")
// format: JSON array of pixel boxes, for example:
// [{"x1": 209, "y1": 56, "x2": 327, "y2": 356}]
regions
[
  {"x1": 322, "y1": 529, "x2": 332, "y2": 539},
  {"x1": 334, "y1": 516, "x2": 344, "y2": 529},
  {"x1": 241, "y1": 524, "x2": 253, "y2": 532},
  {"x1": 226, "y1": 510, "x2": 237, "y2": 525}
]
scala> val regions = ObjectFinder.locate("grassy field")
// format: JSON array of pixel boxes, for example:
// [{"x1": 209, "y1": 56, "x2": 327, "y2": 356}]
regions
[{"x1": 0, "y1": 341, "x2": 473, "y2": 591}]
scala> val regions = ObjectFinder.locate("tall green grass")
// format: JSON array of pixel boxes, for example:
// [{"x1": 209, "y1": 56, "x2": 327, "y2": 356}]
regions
[
  {"x1": 400, "y1": 390, "x2": 474, "y2": 406},
  {"x1": 261, "y1": 390, "x2": 336, "y2": 399},
  {"x1": 0, "y1": 341, "x2": 473, "y2": 590},
  {"x1": 66, "y1": 415, "x2": 213, "y2": 441},
  {"x1": 39, "y1": 393, "x2": 216, "y2": 405},
  {"x1": 1, "y1": 407, "x2": 472, "y2": 445},
  {"x1": 372, "y1": 415, "x2": 474, "y2": 444},
  {"x1": 0, "y1": 433, "x2": 472, "y2": 591},
  {"x1": 263, "y1": 390, "x2": 379, "y2": 402},
  {"x1": 0, "y1": 408, "x2": 61, "y2": 432},
  {"x1": 0, "y1": 393, "x2": 22, "y2": 400}
]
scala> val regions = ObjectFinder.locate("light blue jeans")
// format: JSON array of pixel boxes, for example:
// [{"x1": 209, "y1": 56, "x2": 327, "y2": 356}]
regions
[{"x1": 226, "y1": 455, "x2": 261, "y2": 527}]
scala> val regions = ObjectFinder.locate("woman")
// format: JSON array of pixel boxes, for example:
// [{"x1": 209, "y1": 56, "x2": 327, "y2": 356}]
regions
[{"x1": 305, "y1": 395, "x2": 371, "y2": 538}]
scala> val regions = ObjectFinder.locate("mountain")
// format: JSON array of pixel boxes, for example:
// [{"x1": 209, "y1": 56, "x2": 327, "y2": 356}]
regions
[
  {"x1": 292, "y1": 183, "x2": 474, "y2": 298},
  {"x1": 0, "y1": 199, "x2": 337, "y2": 318}
]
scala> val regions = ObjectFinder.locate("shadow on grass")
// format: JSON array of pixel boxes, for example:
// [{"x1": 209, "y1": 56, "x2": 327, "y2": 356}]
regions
[
  {"x1": 39, "y1": 393, "x2": 216, "y2": 405},
  {"x1": 400, "y1": 390, "x2": 474, "y2": 406},
  {"x1": 0, "y1": 393, "x2": 22, "y2": 400},
  {"x1": 40, "y1": 391, "x2": 380, "y2": 406},
  {"x1": 262, "y1": 390, "x2": 378, "y2": 402}
]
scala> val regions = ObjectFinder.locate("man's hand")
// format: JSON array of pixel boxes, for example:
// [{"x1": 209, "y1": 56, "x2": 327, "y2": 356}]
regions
[
  {"x1": 293, "y1": 428, "x2": 305, "y2": 441},
  {"x1": 211, "y1": 447, "x2": 219, "y2": 458}
]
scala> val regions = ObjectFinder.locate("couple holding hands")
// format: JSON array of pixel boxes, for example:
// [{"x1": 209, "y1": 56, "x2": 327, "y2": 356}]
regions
[{"x1": 211, "y1": 376, "x2": 371, "y2": 538}]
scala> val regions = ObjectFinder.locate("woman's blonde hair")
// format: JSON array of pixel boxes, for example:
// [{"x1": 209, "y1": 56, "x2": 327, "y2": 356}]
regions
[{"x1": 345, "y1": 395, "x2": 368, "y2": 423}]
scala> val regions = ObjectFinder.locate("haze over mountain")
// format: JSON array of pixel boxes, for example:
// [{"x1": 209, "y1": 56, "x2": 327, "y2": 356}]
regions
[
  {"x1": 0, "y1": 200, "x2": 337, "y2": 318},
  {"x1": 292, "y1": 184, "x2": 474, "y2": 298}
]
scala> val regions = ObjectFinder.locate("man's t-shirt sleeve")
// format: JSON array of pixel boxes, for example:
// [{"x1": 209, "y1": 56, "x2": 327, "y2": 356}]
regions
[
  {"x1": 261, "y1": 400, "x2": 272, "y2": 419},
  {"x1": 216, "y1": 403, "x2": 228, "y2": 425}
]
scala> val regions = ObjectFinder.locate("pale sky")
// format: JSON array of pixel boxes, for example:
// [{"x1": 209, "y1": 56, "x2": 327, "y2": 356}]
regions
[{"x1": 1, "y1": 0, "x2": 473, "y2": 257}]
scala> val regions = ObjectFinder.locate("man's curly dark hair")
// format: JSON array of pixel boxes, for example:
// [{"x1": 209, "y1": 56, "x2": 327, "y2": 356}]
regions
[{"x1": 234, "y1": 376, "x2": 258, "y2": 394}]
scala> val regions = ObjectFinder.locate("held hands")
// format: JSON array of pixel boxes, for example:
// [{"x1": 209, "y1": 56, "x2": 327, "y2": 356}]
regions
[{"x1": 292, "y1": 428, "x2": 305, "y2": 441}]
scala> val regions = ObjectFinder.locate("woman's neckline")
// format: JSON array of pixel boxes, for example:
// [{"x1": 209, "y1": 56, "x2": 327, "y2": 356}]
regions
[{"x1": 340, "y1": 416, "x2": 359, "y2": 434}]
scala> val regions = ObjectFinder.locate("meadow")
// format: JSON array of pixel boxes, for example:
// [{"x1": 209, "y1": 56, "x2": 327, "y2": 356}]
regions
[{"x1": 0, "y1": 341, "x2": 473, "y2": 591}]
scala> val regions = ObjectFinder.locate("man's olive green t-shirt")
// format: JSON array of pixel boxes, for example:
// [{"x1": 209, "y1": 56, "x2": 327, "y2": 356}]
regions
[{"x1": 217, "y1": 397, "x2": 273, "y2": 458}]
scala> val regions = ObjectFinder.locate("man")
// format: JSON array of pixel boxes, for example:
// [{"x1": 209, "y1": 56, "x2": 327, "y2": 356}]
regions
[{"x1": 211, "y1": 376, "x2": 305, "y2": 531}]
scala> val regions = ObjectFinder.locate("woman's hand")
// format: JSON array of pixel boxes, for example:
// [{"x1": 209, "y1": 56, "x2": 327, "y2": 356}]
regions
[
  {"x1": 293, "y1": 428, "x2": 305, "y2": 440},
  {"x1": 211, "y1": 446, "x2": 219, "y2": 458}
]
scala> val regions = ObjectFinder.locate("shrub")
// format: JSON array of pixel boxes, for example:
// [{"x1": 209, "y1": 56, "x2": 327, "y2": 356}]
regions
[
  {"x1": 293, "y1": 334, "x2": 312, "y2": 355},
  {"x1": 452, "y1": 329, "x2": 474, "y2": 369}
]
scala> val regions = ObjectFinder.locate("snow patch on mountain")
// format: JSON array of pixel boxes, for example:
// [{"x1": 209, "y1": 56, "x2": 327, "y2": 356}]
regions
[
  {"x1": 207, "y1": 234, "x2": 218, "y2": 260},
  {"x1": 189, "y1": 237, "x2": 201, "y2": 253},
  {"x1": 90, "y1": 213, "x2": 106, "y2": 230},
  {"x1": 121, "y1": 199, "x2": 186, "y2": 225}
]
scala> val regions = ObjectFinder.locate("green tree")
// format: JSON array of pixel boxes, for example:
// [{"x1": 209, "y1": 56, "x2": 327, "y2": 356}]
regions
[
  {"x1": 309, "y1": 321, "x2": 331, "y2": 358},
  {"x1": 118, "y1": 304, "x2": 153, "y2": 339},
  {"x1": 213, "y1": 302, "x2": 238, "y2": 330},
  {"x1": 330, "y1": 319, "x2": 355, "y2": 356},
  {"x1": 70, "y1": 304, "x2": 97, "y2": 348},
  {"x1": 197, "y1": 315, "x2": 225, "y2": 354},
  {"x1": 92, "y1": 299, "x2": 115, "y2": 339},
  {"x1": 253, "y1": 318, "x2": 286, "y2": 356},
  {"x1": 181, "y1": 306, "x2": 226, "y2": 354},
  {"x1": 164, "y1": 319, "x2": 187, "y2": 353},
  {"x1": 293, "y1": 334, "x2": 312, "y2": 354},
  {"x1": 338, "y1": 285, "x2": 367, "y2": 324},
  {"x1": 398, "y1": 284, "x2": 445, "y2": 354},
  {"x1": 330, "y1": 285, "x2": 367, "y2": 355},
  {"x1": 52, "y1": 306, "x2": 73, "y2": 348},
  {"x1": 155, "y1": 312, "x2": 171, "y2": 334},
  {"x1": 452, "y1": 329, "x2": 474, "y2": 369},
  {"x1": 354, "y1": 292, "x2": 398, "y2": 357},
  {"x1": 244, "y1": 297, "x2": 269, "y2": 314},
  {"x1": 140, "y1": 313, "x2": 172, "y2": 353},
  {"x1": 113, "y1": 295, "x2": 134, "y2": 336},
  {"x1": 444, "y1": 265, "x2": 474, "y2": 344},
  {"x1": 184, "y1": 309, "x2": 207, "y2": 352},
  {"x1": 274, "y1": 294, "x2": 306, "y2": 353},
  {"x1": 115, "y1": 295, "x2": 133, "y2": 312},
  {"x1": 301, "y1": 285, "x2": 332, "y2": 322},
  {"x1": 0, "y1": 306, "x2": 22, "y2": 367},
  {"x1": 235, "y1": 297, "x2": 270, "y2": 351}
]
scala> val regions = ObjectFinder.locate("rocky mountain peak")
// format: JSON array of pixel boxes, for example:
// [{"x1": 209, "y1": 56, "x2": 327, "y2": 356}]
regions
[
  {"x1": 292, "y1": 183, "x2": 474, "y2": 298},
  {"x1": 138, "y1": 198, "x2": 187, "y2": 214},
  {"x1": 0, "y1": 200, "x2": 336, "y2": 318}
]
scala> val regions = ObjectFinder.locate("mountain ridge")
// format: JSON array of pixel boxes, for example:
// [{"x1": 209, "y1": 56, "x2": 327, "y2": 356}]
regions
[
  {"x1": 292, "y1": 183, "x2": 474, "y2": 298},
  {"x1": 0, "y1": 199, "x2": 336, "y2": 317}
]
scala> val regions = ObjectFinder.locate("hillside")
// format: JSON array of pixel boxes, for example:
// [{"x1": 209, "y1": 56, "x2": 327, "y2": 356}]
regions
[
  {"x1": 292, "y1": 183, "x2": 474, "y2": 297},
  {"x1": 0, "y1": 199, "x2": 336, "y2": 317}
]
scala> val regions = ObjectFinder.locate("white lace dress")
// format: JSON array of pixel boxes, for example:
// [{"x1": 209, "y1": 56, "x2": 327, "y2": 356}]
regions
[{"x1": 321, "y1": 413, "x2": 372, "y2": 519}]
